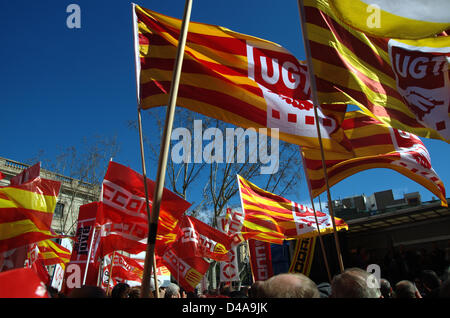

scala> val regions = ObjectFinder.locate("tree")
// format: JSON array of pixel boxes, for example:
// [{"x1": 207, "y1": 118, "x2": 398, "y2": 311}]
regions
[
  {"x1": 131, "y1": 107, "x2": 303, "y2": 290},
  {"x1": 129, "y1": 107, "x2": 302, "y2": 225},
  {"x1": 27, "y1": 135, "x2": 120, "y2": 235}
]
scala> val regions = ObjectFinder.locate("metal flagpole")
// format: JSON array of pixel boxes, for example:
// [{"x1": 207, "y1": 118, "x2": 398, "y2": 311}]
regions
[
  {"x1": 297, "y1": 0, "x2": 345, "y2": 273},
  {"x1": 300, "y1": 147, "x2": 332, "y2": 283},
  {"x1": 132, "y1": 0, "x2": 194, "y2": 298}
]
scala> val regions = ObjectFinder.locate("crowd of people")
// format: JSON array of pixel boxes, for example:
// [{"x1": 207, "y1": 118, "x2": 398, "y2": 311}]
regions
[
  {"x1": 56, "y1": 265, "x2": 450, "y2": 299},
  {"x1": 45, "y1": 242, "x2": 450, "y2": 299}
]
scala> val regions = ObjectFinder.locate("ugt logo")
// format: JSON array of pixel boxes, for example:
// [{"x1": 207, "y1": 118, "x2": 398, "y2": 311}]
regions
[{"x1": 389, "y1": 40, "x2": 450, "y2": 139}]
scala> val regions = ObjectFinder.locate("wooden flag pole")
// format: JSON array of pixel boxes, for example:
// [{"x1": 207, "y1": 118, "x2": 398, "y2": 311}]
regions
[
  {"x1": 300, "y1": 147, "x2": 333, "y2": 283},
  {"x1": 82, "y1": 226, "x2": 97, "y2": 285},
  {"x1": 152, "y1": 254, "x2": 159, "y2": 297},
  {"x1": 106, "y1": 251, "x2": 116, "y2": 296},
  {"x1": 297, "y1": 0, "x2": 345, "y2": 273},
  {"x1": 133, "y1": 0, "x2": 194, "y2": 298},
  {"x1": 137, "y1": 108, "x2": 160, "y2": 298}
]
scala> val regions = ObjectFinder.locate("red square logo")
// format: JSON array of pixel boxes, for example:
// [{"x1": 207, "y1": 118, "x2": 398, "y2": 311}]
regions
[
  {"x1": 288, "y1": 113, "x2": 297, "y2": 123},
  {"x1": 305, "y1": 116, "x2": 315, "y2": 125},
  {"x1": 322, "y1": 118, "x2": 332, "y2": 127},
  {"x1": 272, "y1": 109, "x2": 280, "y2": 119}
]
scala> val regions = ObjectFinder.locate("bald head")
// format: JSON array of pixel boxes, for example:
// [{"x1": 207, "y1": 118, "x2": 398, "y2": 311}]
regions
[
  {"x1": 331, "y1": 268, "x2": 381, "y2": 298},
  {"x1": 259, "y1": 273, "x2": 320, "y2": 298}
]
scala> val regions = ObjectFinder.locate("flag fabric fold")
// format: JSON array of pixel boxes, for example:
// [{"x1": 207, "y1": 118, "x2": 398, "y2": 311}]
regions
[
  {"x1": 330, "y1": 0, "x2": 450, "y2": 40},
  {"x1": 171, "y1": 215, "x2": 233, "y2": 262},
  {"x1": 237, "y1": 175, "x2": 348, "y2": 244},
  {"x1": 301, "y1": 110, "x2": 447, "y2": 206},
  {"x1": 109, "y1": 252, "x2": 144, "y2": 284},
  {"x1": 303, "y1": 0, "x2": 450, "y2": 143},
  {"x1": 133, "y1": 4, "x2": 351, "y2": 153},
  {"x1": 37, "y1": 239, "x2": 72, "y2": 269},
  {"x1": 161, "y1": 246, "x2": 210, "y2": 292},
  {"x1": 0, "y1": 177, "x2": 61, "y2": 253},
  {"x1": 98, "y1": 161, "x2": 191, "y2": 257}
]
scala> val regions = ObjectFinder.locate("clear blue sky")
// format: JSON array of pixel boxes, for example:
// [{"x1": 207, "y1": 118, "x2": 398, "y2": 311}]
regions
[{"x1": 1, "y1": 0, "x2": 448, "y2": 211}]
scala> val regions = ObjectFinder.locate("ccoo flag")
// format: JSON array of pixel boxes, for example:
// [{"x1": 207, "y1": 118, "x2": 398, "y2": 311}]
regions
[
  {"x1": 330, "y1": 0, "x2": 450, "y2": 40},
  {"x1": 301, "y1": 111, "x2": 447, "y2": 207},
  {"x1": 303, "y1": 0, "x2": 450, "y2": 143},
  {"x1": 133, "y1": 4, "x2": 351, "y2": 153},
  {"x1": 237, "y1": 175, "x2": 348, "y2": 244}
]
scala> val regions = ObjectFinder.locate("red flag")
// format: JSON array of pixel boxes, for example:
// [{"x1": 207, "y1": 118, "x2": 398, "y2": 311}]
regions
[
  {"x1": 110, "y1": 253, "x2": 144, "y2": 283},
  {"x1": 162, "y1": 246, "x2": 210, "y2": 292},
  {"x1": 31, "y1": 257, "x2": 50, "y2": 286},
  {"x1": 248, "y1": 239, "x2": 273, "y2": 282},
  {"x1": 9, "y1": 162, "x2": 41, "y2": 186},
  {"x1": 99, "y1": 161, "x2": 191, "y2": 256},
  {"x1": 171, "y1": 216, "x2": 233, "y2": 262},
  {"x1": 99, "y1": 205, "x2": 148, "y2": 257},
  {"x1": 61, "y1": 202, "x2": 101, "y2": 295},
  {"x1": 0, "y1": 268, "x2": 49, "y2": 298}
]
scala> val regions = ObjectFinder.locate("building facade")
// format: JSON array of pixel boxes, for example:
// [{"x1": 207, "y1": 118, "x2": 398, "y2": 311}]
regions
[{"x1": 0, "y1": 156, "x2": 101, "y2": 236}]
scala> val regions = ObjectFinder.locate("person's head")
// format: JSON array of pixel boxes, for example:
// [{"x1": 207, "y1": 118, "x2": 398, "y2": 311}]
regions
[
  {"x1": 111, "y1": 283, "x2": 130, "y2": 298},
  {"x1": 380, "y1": 278, "x2": 393, "y2": 298},
  {"x1": 220, "y1": 284, "x2": 232, "y2": 296},
  {"x1": 420, "y1": 270, "x2": 441, "y2": 292},
  {"x1": 259, "y1": 273, "x2": 320, "y2": 298},
  {"x1": 330, "y1": 267, "x2": 381, "y2": 298},
  {"x1": 164, "y1": 283, "x2": 181, "y2": 298},
  {"x1": 248, "y1": 281, "x2": 265, "y2": 298},
  {"x1": 394, "y1": 280, "x2": 422, "y2": 298},
  {"x1": 68, "y1": 285, "x2": 106, "y2": 298},
  {"x1": 128, "y1": 286, "x2": 141, "y2": 298}
]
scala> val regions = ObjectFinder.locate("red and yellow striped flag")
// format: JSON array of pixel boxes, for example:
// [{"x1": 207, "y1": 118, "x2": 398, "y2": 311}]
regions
[
  {"x1": 133, "y1": 4, "x2": 351, "y2": 153},
  {"x1": 302, "y1": 110, "x2": 447, "y2": 206},
  {"x1": 303, "y1": 0, "x2": 450, "y2": 143},
  {"x1": 37, "y1": 240, "x2": 71, "y2": 269},
  {"x1": 237, "y1": 175, "x2": 348, "y2": 244},
  {"x1": 0, "y1": 178, "x2": 61, "y2": 252}
]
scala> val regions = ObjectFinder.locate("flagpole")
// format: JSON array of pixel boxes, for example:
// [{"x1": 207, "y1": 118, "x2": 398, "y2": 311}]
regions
[
  {"x1": 152, "y1": 254, "x2": 159, "y2": 297},
  {"x1": 297, "y1": 0, "x2": 345, "y2": 273},
  {"x1": 133, "y1": 0, "x2": 194, "y2": 298},
  {"x1": 82, "y1": 226, "x2": 97, "y2": 285},
  {"x1": 300, "y1": 147, "x2": 332, "y2": 283},
  {"x1": 106, "y1": 251, "x2": 116, "y2": 296}
]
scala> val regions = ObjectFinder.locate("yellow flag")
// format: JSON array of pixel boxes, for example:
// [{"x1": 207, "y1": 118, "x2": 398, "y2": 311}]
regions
[{"x1": 331, "y1": 0, "x2": 450, "y2": 39}]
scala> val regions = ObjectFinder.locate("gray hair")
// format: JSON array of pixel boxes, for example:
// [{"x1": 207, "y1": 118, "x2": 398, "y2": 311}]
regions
[
  {"x1": 331, "y1": 267, "x2": 381, "y2": 298},
  {"x1": 260, "y1": 273, "x2": 320, "y2": 298},
  {"x1": 164, "y1": 283, "x2": 181, "y2": 298}
]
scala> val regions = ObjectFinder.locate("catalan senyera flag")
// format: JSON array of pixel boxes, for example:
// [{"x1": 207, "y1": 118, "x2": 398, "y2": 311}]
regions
[
  {"x1": 133, "y1": 4, "x2": 351, "y2": 153},
  {"x1": 303, "y1": 0, "x2": 450, "y2": 143},
  {"x1": 237, "y1": 175, "x2": 348, "y2": 244},
  {"x1": 330, "y1": 0, "x2": 450, "y2": 40},
  {"x1": 302, "y1": 110, "x2": 447, "y2": 206},
  {"x1": 0, "y1": 178, "x2": 61, "y2": 253},
  {"x1": 37, "y1": 239, "x2": 71, "y2": 269}
]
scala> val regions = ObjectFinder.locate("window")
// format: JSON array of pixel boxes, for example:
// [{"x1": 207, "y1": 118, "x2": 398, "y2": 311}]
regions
[{"x1": 54, "y1": 202, "x2": 65, "y2": 218}]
